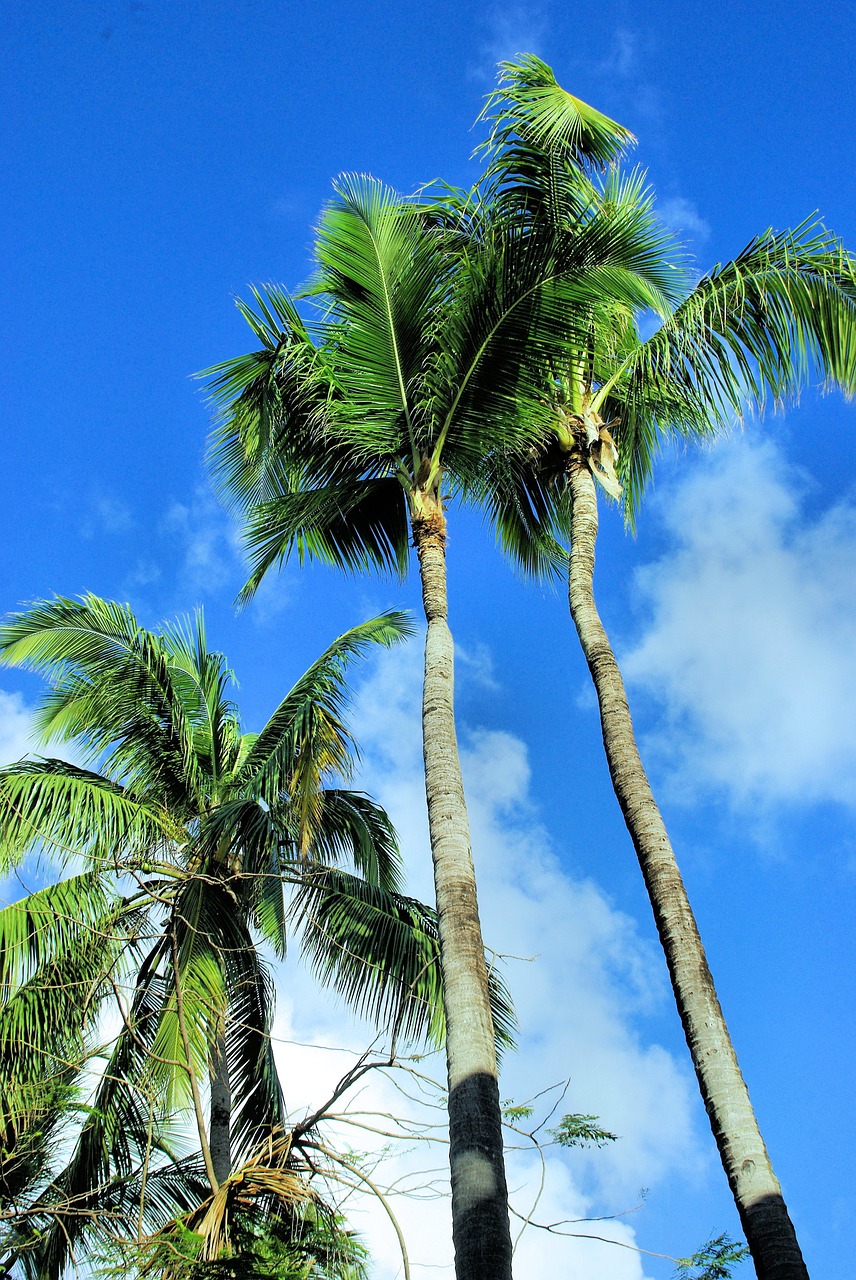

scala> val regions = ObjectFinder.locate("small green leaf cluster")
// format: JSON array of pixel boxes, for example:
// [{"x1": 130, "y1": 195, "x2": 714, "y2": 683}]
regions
[
  {"x1": 676, "y1": 1233, "x2": 750, "y2": 1279},
  {"x1": 548, "y1": 1113, "x2": 619, "y2": 1149}
]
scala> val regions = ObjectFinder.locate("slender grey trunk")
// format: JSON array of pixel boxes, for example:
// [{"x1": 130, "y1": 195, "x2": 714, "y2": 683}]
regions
[
  {"x1": 412, "y1": 499, "x2": 513, "y2": 1280},
  {"x1": 209, "y1": 1025, "x2": 232, "y2": 1187},
  {"x1": 567, "y1": 458, "x2": 809, "y2": 1280}
]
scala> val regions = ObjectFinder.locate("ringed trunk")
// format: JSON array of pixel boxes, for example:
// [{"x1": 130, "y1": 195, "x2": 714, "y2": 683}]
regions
[
  {"x1": 567, "y1": 457, "x2": 808, "y2": 1280},
  {"x1": 412, "y1": 494, "x2": 513, "y2": 1280}
]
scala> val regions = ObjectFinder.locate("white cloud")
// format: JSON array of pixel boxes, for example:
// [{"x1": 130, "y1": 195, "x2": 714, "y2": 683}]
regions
[
  {"x1": 269, "y1": 641, "x2": 705, "y2": 1278},
  {"x1": 657, "y1": 196, "x2": 711, "y2": 244},
  {"x1": 161, "y1": 486, "x2": 243, "y2": 598},
  {"x1": 120, "y1": 485, "x2": 291, "y2": 619},
  {"x1": 622, "y1": 436, "x2": 856, "y2": 809},
  {"x1": 597, "y1": 29, "x2": 638, "y2": 79},
  {"x1": 0, "y1": 690, "x2": 36, "y2": 765},
  {"x1": 79, "y1": 494, "x2": 135, "y2": 538},
  {"x1": 455, "y1": 640, "x2": 500, "y2": 692},
  {"x1": 472, "y1": 4, "x2": 550, "y2": 82}
]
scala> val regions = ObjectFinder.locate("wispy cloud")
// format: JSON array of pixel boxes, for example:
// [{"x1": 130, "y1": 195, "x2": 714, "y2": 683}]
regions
[
  {"x1": 622, "y1": 437, "x2": 856, "y2": 810},
  {"x1": 471, "y1": 3, "x2": 551, "y2": 82},
  {"x1": 79, "y1": 494, "x2": 135, "y2": 539},
  {"x1": 657, "y1": 196, "x2": 711, "y2": 244},
  {"x1": 0, "y1": 690, "x2": 36, "y2": 765},
  {"x1": 596, "y1": 28, "x2": 638, "y2": 79},
  {"x1": 455, "y1": 639, "x2": 500, "y2": 691},
  {"x1": 160, "y1": 486, "x2": 243, "y2": 599},
  {"x1": 592, "y1": 26, "x2": 665, "y2": 134}
]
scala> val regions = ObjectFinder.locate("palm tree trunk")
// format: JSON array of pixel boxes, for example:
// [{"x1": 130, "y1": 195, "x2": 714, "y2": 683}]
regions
[
  {"x1": 412, "y1": 499, "x2": 513, "y2": 1280},
  {"x1": 209, "y1": 1025, "x2": 231, "y2": 1187},
  {"x1": 567, "y1": 458, "x2": 808, "y2": 1280}
]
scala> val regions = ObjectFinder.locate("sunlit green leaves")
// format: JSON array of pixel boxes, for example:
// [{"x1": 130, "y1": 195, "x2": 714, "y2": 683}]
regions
[{"x1": 0, "y1": 595, "x2": 451, "y2": 1278}]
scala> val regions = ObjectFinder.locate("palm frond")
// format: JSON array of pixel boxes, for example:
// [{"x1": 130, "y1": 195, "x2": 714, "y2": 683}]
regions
[
  {"x1": 309, "y1": 175, "x2": 453, "y2": 464},
  {"x1": 470, "y1": 439, "x2": 571, "y2": 581},
  {"x1": 13, "y1": 968, "x2": 174, "y2": 1280},
  {"x1": 290, "y1": 867, "x2": 444, "y2": 1047},
  {"x1": 479, "y1": 53, "x2": 635, "y2": 180},
  {"x1": 0, "y1": 1074, "x2": 80, "y2": 1207},
  {"x1": 0, "y1": 872, "x2": 123, "y2": 994},
  {"x1": 605, "y1": 219, "x2": 856, "y2": 513},
  {"x1": 0, "y1": 596, "x2": 204, "y2": 810},
  {"x1": 0, "y1": 916, "x2": 134, "y2": 1084},
  {"x1": 238, "y1": 477, "x2": 409, "y2": 596},
  {"x1": 204, "y1": 287, "x2": 334, "y2": 515},
  {"x1": 292, "y1": 867, "x2": 516, "y2": 1056},
  {"x1": 0, "y1": 759, "x2": 180, "y2": 873},
  {"x1": 222, "y1": 945, "x2": 286, "y2": 1162},
  {"x1": 298, "y1": 789, "x2": 403, "y2": 892},
  {"x1": 237, "y1": 614, "x2": 412, "y2": 808}
]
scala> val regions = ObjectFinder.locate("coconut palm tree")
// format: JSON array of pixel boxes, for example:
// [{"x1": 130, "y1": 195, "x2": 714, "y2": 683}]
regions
[
  {"x1": 0, "y1": 595, "x2": 457, "y2": 1278},
  {"x1": 202, "y1": 146, "x2": 672, "y2": 1275},
  {"x1": 469, "y1": 56, "x2": 856, "y2": 1280}
]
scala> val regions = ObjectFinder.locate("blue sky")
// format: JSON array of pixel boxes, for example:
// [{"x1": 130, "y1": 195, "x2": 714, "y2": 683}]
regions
[{"x1": 2, "y1": 3, "x2": 855, "y2": 1276}]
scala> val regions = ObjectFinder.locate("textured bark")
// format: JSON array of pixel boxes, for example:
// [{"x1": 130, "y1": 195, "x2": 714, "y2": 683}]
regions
[
  {"x1": 209, "y1": 1026, "x2": 232, "y2": 1187},
  {"x1": 412, "y1": 498, "x2": 513, "y2": 1280},
  {"x1": 567, "y1": 458, "x2": 809, "y2": 1280}
]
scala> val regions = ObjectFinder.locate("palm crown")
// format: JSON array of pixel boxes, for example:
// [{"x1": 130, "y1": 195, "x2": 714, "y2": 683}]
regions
[
  {"x1": 473, "y1": 58, "x2": 856, "y2": 568},
  {"x1": 204, "y1": 164, "x2": 687, "y2": 587}
]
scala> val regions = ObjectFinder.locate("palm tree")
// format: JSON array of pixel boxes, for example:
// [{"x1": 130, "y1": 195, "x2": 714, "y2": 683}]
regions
[
  {"x1": 0, "y1": 595, "x2": 456, "y2": 1277},
  {"x1": 202, "y1": 154, "x2": 668, "y2": 1276},
  {"x1": 470, "y1": 56, "x2": 856, "y2": 1280}
]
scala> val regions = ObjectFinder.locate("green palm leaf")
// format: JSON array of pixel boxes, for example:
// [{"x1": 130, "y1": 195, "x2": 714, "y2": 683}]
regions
[
  {"x1": 239, "y1": 476, "x2": 409, "y2": 592},
  {"x1": 0, "y1": 872, "x2": 121, "y2": 993},
  {"x1": 597, "y1": 220, "x2": 856, "y2": 513},
  {"x1": 0, "y1": 760, "x2": 179, "y2": 873},
  {"x1": 479, "y1": 53, "x2": 635, "y2": 177},
  {"x1": 238, "y1": 613, "x2": 412, "y2": 806},
  {"x1": 0, "y1": 596, "x2": 203, "y2": 808},
  {"x1": 291, "y1": 868, "x2": 516, "y2": 1057},
  {"x1": 298, "y1": 789, "x2": 403, "y2": 892}
]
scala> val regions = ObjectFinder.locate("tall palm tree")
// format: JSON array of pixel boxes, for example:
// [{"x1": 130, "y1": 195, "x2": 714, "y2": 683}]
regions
[
  {"x1": 471, "y1": 56, "x2": 856, "y2": 1280},
  {"x1": 0, "y1": 595, "x2": 457, "y2": 1278},
  {"x1": 203, "y1": 154, "x2": 667, "y2": 1276}
]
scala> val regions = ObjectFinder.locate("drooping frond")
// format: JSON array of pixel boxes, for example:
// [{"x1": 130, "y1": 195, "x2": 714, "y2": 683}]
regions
[
  {"x1": 471, "y1": 436, "x2": 571, "y2": 581},
  {"x1": 0, "y1": 596, "x2": 205, "y2": 810},
  {"x1": 15, "y1": 962, "x2": 176, "y2": 1280},
  {"x1": 0, "y1": 873, "x2": 120, "y2": 994},
  {"x1": 204, "y1": 286, "x2": 334, "y2": 514},
  {"x1": 292, "y1": 867, "x2": 516, "y2": 1057},
  {"x1": 237, "y1": 613, "x2": 412, "y2": 812},
  {"x1": 238, "y1": 476, "x2": 410, "y2": 595},
  {"x1": 299, "y1": 789, "x2": 404, "y2": 892},
  {"x1": 0, "y1": 759, "x2": 180, "y2": 873},
  {"x1": 221, "y1": 941, "x2": 286, "y2": 1162},
  {"x1": 290, "y1": 868, "x2": 445, "y2": 1047},
  {"x1": 479, "y1": 53, "x2": 635, "y2": 185},
  {"x1": 0, "y1": 905, "x2": 137, "y2": 1085},
  {"x1": 601, "y1": 219, "x2": 856, "y2": 514},
  {"x1": 0, "y1": 1073, "x2": 80, "y2": 1208}
]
